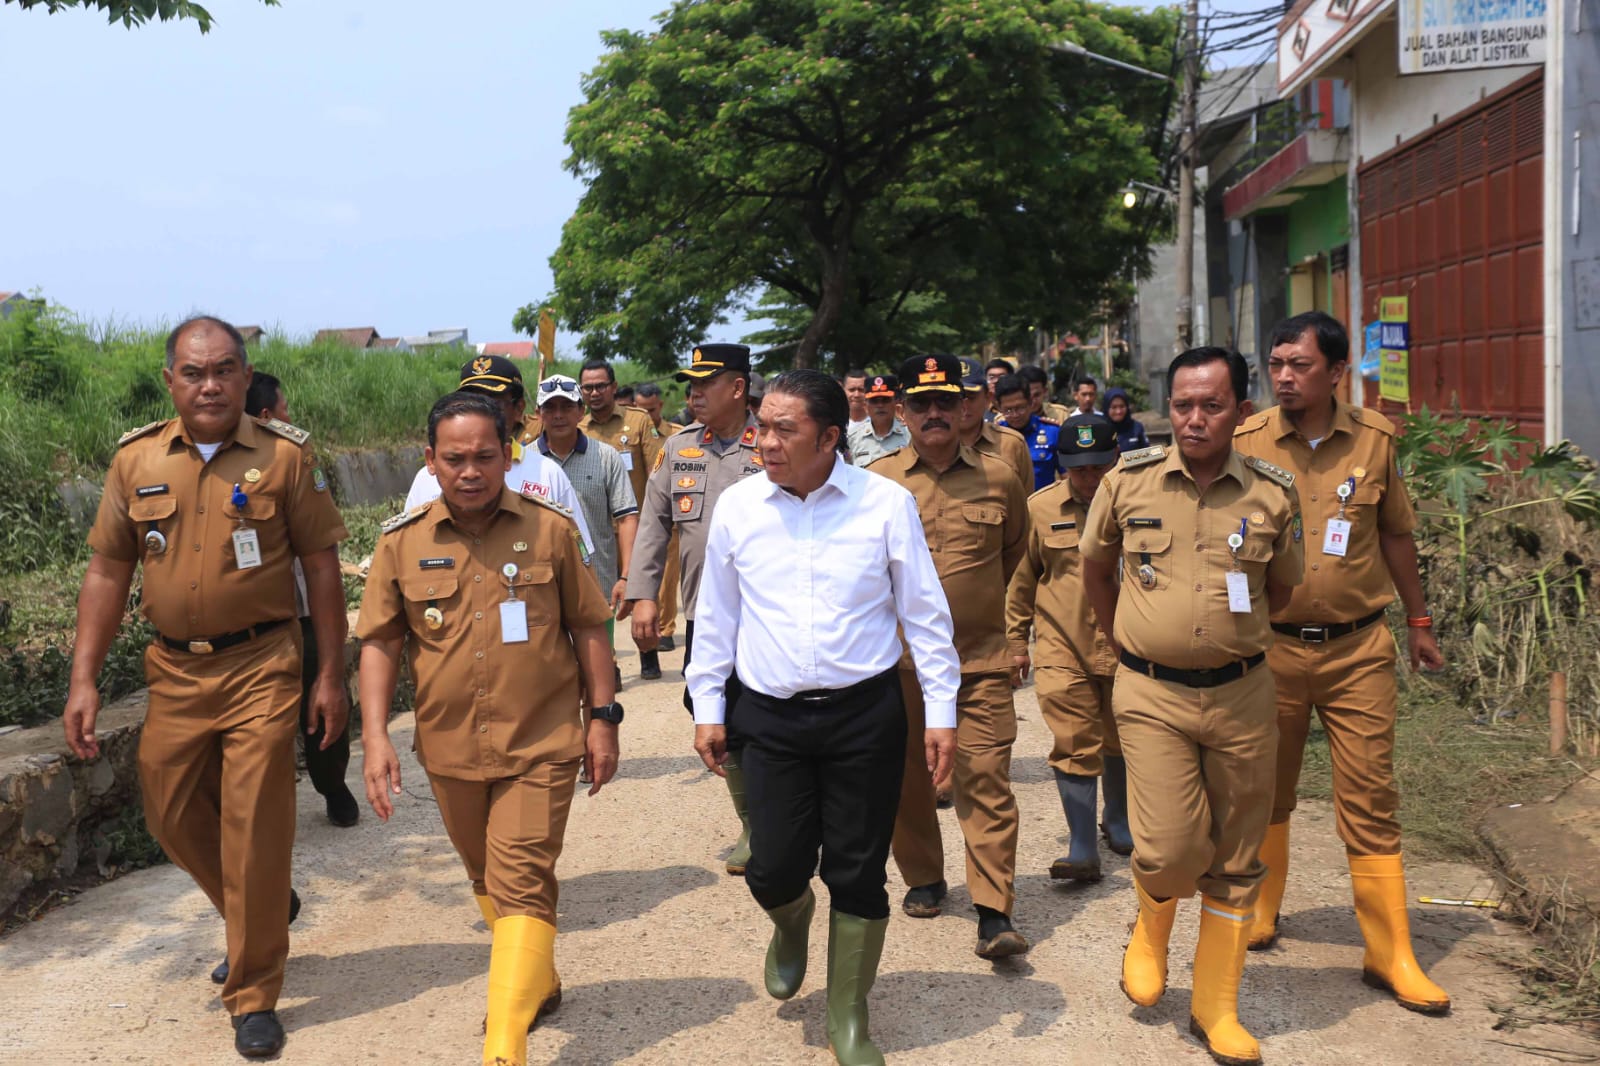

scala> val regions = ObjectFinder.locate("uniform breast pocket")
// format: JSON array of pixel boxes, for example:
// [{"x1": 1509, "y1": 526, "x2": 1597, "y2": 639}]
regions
[
  {"x1": 1123, "y1": 529, "x2": 1173, "y2": 589},
  {"x1": 672, "y1": 490, "x2": 706, "y2": 524},
  {"x1": 1346, "y1": 483, "x2": 1382, "y2": 517},
  {"x1": 222, "y1": 496, "x2": 278, "y2": 524},
  {"x1": 508, "y1": 562, "x2": 558, "y2": 627},
  {"x1": 950, "y1": 503, "x2": 1004, "y2": 554},
  {"x1": 1043, "y1": 528, "x2": 1081, "y2": 575},
  {"x1": 400, "y1": 575, "x2": 461, "y2": 638},
  {"x1": 1235, "y1": 534, "x2": 1274, "y2": 576},
  {"x1": 128, "y1": 496, "x2": 178, "y2": 558}
]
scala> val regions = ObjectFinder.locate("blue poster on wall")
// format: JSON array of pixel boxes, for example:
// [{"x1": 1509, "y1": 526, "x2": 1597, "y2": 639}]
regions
[{"x1": 1361, "y1": 320, "x2": 1382, "y2": 379}]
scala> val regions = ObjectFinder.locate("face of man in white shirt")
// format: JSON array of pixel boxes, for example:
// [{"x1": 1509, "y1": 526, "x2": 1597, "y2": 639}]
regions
[
  {"x1": 426, "y1": 412, "x2": 511, "y2": 516},
  {"x1": 757, "y1": 392, "x2": 839, "y2": 496}
]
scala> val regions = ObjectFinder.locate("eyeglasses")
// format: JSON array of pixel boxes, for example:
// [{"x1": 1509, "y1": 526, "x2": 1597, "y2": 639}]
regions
[
  {"x1": 538, "y1": 379, "x2": 579, "y2": 395},
  {"x1": 579, "y1": 382, "x2": 611, "y2": 393},
  {"x1": 904, "y1": 393, "x2": 961, "y2": 413}
]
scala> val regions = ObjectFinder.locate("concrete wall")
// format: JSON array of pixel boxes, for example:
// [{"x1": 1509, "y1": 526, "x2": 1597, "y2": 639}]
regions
[{"x1": 1558, "y1": 0, "x2": 1600, "y2": 458}]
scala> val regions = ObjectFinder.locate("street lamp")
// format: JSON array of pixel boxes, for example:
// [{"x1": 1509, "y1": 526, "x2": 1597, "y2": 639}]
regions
[
  {"x1": 1122, "y1": 180, "x2": 1175, "y2": 208},
  {"x1": 1046, "y1": 40, "x2": 1174, "y2": 83}
]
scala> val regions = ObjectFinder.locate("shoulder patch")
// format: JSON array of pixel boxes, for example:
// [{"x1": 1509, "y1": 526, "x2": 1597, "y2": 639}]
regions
[
  {"x1": 1119, "y1": 445, "x2": 1165, "y2": 469},
  {"x1": 1348, "y1": 406, "x2": 1397, "y2": 436},
  {"x1": 520, "y1": 489, "x2": 575, "y2": 518},
  {"x1": 381, "y1": 504, "x2": 430, "y2": 535},
  {"x1": 1234, "y1": 411, "x2": 1270, "y2": 436},
  {"x1": 1243, "y1": 454, "x2": 1296, "y2": 489},
  {"x1": 260, "y1": 418, "x2": 311, "y2": 446},
  {"x1": 117, "y1": 420, "x2": 165, "y2": 447}
]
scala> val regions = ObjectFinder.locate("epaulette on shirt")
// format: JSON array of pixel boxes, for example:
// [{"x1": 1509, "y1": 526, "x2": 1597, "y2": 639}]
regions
[
  {"x1": 1119, "y1": 445, "x2": 1165, "y2": 469},
  {"x1": 1234, "y1": 411, "x2": 1270, "y2": 436},
  {"x1": 1348, "y1": 405, "x2": 1398, "y2": 436},
  {"x1": 520, "y1": 489, "x2": 575, "y2": 519},
  {"x1": 117, "y1": 420, "x2": 165, "y2": 447},
  {"x1": 1243, "y1": 454, "x2": 1296, "y2": 489},
  {"x1": 259, "y1": 417, "x2": 311, "y2": 446},
  {"x1": 380, "y1": 504, "x2": 430, "y2": 535}
]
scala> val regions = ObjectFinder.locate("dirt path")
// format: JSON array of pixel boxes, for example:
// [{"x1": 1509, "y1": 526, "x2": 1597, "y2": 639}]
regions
[{"x1": 2, "y1": 645, "x2": 1595, "y2": 1065}]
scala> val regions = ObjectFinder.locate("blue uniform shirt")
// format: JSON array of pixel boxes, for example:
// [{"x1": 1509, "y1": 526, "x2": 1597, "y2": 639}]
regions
[{"x1": 1000, "y1": 413, "x2": 1060, "y2": 492}]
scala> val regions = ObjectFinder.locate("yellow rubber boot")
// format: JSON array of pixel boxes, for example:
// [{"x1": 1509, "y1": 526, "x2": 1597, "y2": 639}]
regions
[
  {"x1": 483, "y1": 916, "x2": 557, "y2": 1066},
  {"x1": 476, "y1": 893, "x2": 499, "y2": 929},
  {"x1": 1248, "y1": 821, "x2": 1289, "y2": 951},
  {"x1": 1121, "y1": 881, "x2": 1178, "y2": 1007},
  {"x1": 1349, "y1": 853, "x2": 1451, "y2": 1014},
  {"x1": 1189, "y1": 898, "x2": 1261, "y2": 1066}
]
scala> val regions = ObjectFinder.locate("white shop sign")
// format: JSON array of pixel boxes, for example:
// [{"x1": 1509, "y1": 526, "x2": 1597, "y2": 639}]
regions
[{"x1": 1398, "y1": 0, "x2": 1547, "y2": 74}]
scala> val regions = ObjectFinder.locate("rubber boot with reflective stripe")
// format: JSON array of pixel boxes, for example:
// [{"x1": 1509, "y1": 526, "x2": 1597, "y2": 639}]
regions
[
  {"x1": 1189, "y1": 898, "x2": 1261, "y2": 1066},
  {"x1": 1349, "y1": 853, "x2": 1451, "y2": 1014},
  {"x1": 1248, "y1": 821, "x2": 1289, "y2": 950},
  {"x1": 1121, "y1": 881, "x2": 1178, "y2": 1007}
]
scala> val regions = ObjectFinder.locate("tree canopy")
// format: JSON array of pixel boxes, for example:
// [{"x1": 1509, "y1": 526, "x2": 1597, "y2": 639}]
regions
[
  {"x1": 6, "y1": 0, "x2": 276, "y2": 32},
  {"x1": 529, "y1": 0, "x2": 1179, "y2": 373}
]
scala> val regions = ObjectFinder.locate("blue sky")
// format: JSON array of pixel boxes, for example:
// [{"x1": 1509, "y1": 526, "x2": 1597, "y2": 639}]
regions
[{"x1": 0, "y1": 0, "x2": 703, "y2": 352}]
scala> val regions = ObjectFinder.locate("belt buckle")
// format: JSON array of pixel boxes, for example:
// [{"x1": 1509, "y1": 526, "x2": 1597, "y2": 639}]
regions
[
  {"x1": 187, "y1": 640, "x2": 214, "y2": 655},
  {"x1": 1299, "y1": 625, "x2": 1327, "y2": 643}
]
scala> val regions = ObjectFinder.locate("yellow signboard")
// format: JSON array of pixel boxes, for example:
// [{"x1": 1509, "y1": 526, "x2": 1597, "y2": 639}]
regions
[{"x1": 1377, "y1": 297, "x2": 1410, "y2": 405}]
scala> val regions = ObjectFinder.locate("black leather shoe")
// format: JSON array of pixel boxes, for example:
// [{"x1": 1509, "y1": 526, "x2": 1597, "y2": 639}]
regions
[
  {"x1": 213, "y1": 890, "x2": 301, "y2": 985},
  {"x1": 901, "y1": 880, "x2": 947, "y2": 918},
  {"x1": 325, "y1": 786, "x2": 360, "y2": 828},
  {"x1": 232, "y1": 1009, "x2": 284, "y2": 1059},
  {"x1": 639, "y1": 651, "x2": 662, "y2": 680},
  {"x1": 658, "y1": 635, "x2": 676, "y2": 652},
  {"x1": 974, "y1": 906, "x2": 1031, "y2": 959}
]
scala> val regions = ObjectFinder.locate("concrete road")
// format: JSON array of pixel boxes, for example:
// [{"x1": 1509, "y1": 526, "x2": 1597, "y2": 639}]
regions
[{"x1": 2, "y1": 645, "x2": 1595, "y2": 1065}]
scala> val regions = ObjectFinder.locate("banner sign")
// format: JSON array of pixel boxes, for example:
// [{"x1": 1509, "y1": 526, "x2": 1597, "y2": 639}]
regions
[
  {"x1": 1361, "y1": 320, "x2": 1383, "y2": 378},
  {"x1": 1378, "y1": 297, "x2": 1411, "y2": 404},
  {"x1": 1399, "y1": 0, "x2": 1547, "y2": 74}
]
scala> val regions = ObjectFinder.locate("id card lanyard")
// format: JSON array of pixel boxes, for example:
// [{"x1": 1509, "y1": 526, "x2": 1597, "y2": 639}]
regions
[
  {"x1": 500, "y1": 562, "x2": 529, "y2": 643},
  {"x1": 1225, "y1": 517, "x2": 1251, "y2": 613},
  {"x1": 1324, "y1": 476, "x2": 1355, "y2": 557},
  {"x1": 230, "y1": 483, "x2": 263, "y2": 569}
]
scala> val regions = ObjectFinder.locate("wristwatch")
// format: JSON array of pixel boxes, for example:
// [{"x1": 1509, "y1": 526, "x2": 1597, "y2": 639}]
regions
[{"x1": 590, "y1": 701, "x2": 625, "y2": 725}]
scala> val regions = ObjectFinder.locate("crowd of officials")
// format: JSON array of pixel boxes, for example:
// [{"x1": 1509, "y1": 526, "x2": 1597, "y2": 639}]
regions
[{"x1": 61, "y1": 311, "x2": 1447, "y2": 1065}]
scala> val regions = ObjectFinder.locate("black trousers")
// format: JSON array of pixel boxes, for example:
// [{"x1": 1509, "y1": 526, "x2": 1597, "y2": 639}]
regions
[
  {"x1": 681, "y1": 619, "x2": 745, "y2": 733},
  {"x1": 731, "y1": 669, "x2": 906, "y2": 920},
  {"x1": 298, "y1": 618, "x2": 351, "y2": 797}
]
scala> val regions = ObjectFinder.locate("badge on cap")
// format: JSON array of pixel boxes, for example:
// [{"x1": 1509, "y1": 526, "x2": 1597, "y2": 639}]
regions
[
  {"x1": 424, "y1": 607, "x2": 444, "y2": 630},
  {"x1": 471, "y1": 356, "x2": 492, "y2": 375},
  {"x1": 144, "y1": 529, "x2": 167, "y2": 555},
  {"x1": 1076, "y1": 425, "x2": 1095, "y2": 448},
  {"x1": 243, "y1": 468, "x2": 262, "y2": 484}
]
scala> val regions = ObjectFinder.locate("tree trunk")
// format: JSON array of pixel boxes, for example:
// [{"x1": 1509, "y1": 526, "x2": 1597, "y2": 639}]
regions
[{"x1": 796, "y1": 252, "x2": 847, "y2": 369}]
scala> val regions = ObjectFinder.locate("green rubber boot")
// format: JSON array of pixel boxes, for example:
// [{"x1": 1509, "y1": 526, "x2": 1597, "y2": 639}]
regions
[
  {"x1": 763, "y1": 887, "x2": 816, "y2": 1000},
  {"x1": 724, "y1": 752, "x2": 752, "y2": 875},
  {"x1": 826, "y1": 910, "x2": 889, "y2": 1066}
]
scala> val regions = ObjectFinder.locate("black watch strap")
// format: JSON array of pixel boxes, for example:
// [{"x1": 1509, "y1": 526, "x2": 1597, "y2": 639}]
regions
[{"x1": 590, "y1": 701, "x2": 624, "y2": 725}]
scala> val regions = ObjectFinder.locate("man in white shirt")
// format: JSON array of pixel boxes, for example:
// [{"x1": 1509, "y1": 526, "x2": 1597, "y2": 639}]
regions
[
  {"x1": 688, "y1": 369, "x2": 959, "y2": 1066},
  {"x1": 402, "y1": 356, "x2": 596, "y2": 563}
]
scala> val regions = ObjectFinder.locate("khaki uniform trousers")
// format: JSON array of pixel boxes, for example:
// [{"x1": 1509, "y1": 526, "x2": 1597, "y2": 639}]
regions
[
  {"x1": 659, "y1": 527, "x2": 680, "y2": 639},
  {"x1": 1035, "y1": 666, "x2": 1121, "y2": 776},
  {"x1": 427, "y1": 757, "x2": 582, "y2": 925},
  {"x1": 1267, "y1": 620, "x2": 1401, "y2": 855},
  {"x1": 892, "y1": 669, "x2": 1019, "y2": 914},
  {"x1": 139, "y1": 624, "x2": 301, "y2": 1016},
  {"x1": 1114, "y1": 663, "x2": 1276, "y2": 908}
]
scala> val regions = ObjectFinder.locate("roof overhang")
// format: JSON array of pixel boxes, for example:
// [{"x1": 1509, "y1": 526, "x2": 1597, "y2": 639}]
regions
[
  {"x1": 1223, "y1": 129, "x2": 1350, "y2": 220},
  {"x1": 1277, "y1": 0, "x2": 1395, "y2": 96}
]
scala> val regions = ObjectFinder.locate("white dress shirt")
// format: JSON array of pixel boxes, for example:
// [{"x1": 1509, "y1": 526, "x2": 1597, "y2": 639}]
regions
[
  {"x1": 403, "y1": 442, "x2": 595, "y2": 555},
  {"x1": 687, "y1": 455, "x2": 961, "y2": 729}
]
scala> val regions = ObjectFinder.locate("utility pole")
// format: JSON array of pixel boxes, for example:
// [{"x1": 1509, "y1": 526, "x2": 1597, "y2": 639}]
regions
[{"x1": 1174, "y1": 0, "x2": 1200, "y2": 353}]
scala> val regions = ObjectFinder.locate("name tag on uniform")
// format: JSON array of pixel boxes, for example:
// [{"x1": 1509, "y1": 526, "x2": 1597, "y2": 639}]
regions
[
  {"x1": 1323, "y1": 518, "x2": 1351, "y2": 557},
  {"x1": 1050, "y1": 520, "x2": 1076, "y2": 531},
  {"x1": 232, "y1": 528, "x2": 263, "y2": 570},
  {"x1": 499, "y1": 600, "x2": 529, "y2": 643},
  {"x1": 620, "y1": 452, "x2": 634, "y2": 471},
  {"x1": 1225, "y1": 570, "x2": 1252, "y2": 613}
]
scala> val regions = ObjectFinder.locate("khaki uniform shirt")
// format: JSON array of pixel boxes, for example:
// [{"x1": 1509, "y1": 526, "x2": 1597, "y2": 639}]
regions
[
  {"x1": 868, "y1": 445, "x2": 1029, "y2": 674},
  {"x1": 581, "y1": 405, "x2": 660, "y2": 508},
  {"x1": 356, "y1": 490, "x2": 612, "y2": 781},
  {"x1": 1006, "y1": 482, "x2": 1117, "y2": 677},
  {"x1": 1080, "y1": 446, "x2": 1304, "y2": 671},
  {"x1": 1233, "y1": 402, "x2": 1416, "y2": 624},
  {"x1": 627, "y1": 414, "x2": 764, "y2": 619},
  {"x1": 974, "y1": 421, "x2": 1034, "y2": 493},
  {"x1": 88, "y1": 416, "x2": 347, "y2": 640},
  {"x1": 1044, "y1": 401, "x2": 1074, "y2": 424}
]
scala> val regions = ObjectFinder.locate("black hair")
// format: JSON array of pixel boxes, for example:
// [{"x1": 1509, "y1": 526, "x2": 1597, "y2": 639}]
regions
[
  {"x1": 634, "y1": 382, "x2": 662, "y2": 400},
  {"x1": 843, "y1": 367, "x2": 868, "y2": 383},
  {"x1": 1075, "y1": 376, "x2": 1099, "y2": 391},
  {"x1": 165, "y1": 315, "x2": 248, "y2": 370},
  {"x1": 615, "y1": 384, "x2": 636, "y2": 400},
  {"x1": 428, "y1": 391, "x2": 507, "y2": 448},
  {"x1": 1166, "y1": 346, "x2": 1249, "y2": 404},
  {"x1": 579, "y1": 359, "x2": 616, "y2": 383},
  {"x1": 1269, "y1": 310, "x2": 1349, "y2": 365},
  {"x1": 985, "y1": 358, "x2": 1015, "y2": 374},
  {"x1": 244, "y1": 371, "x2": 282, "y2": 418},
  {"x1": 766, "y1": 369, "x2": 849, "y2": 454},
  {"x1": 993, "y1": 373, "x2": 1028, "y2": 402},
  {"x1": 1016, "y1": 364, "x2": 1048, "y2": 387}
]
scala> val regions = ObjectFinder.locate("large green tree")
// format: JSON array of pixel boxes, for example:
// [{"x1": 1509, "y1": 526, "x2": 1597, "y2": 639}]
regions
[
  {"x1": 7, "y1": 0, "x2": 276, "y2": 32},
  {"x1": 529, "y1": 0, "x2": 1178, "y2": 372}
]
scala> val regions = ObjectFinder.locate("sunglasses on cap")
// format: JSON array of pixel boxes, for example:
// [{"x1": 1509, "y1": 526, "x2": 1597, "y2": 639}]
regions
[
  {"x1": 904, "y1": 394, "x2": 962, "y2": 413},
  {"x1": 538, "y1": 379, "x2": 579, "y2": 395}
]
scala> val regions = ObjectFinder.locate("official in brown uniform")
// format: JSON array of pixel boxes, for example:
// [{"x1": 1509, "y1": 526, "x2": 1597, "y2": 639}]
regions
[
  {"x1": 869, "y1": 353, "x2": 1032, "y2": 959},
  {"x1": 64, "y1": 316, "x2": 348, "y2": 1060},
  {"x1": 633, "y1": 381, "x2": 684, "y2": 663},
  {"x1": 957, "y1": 355, "x2": 1033, "y2": 492},
  {"x1": 1233, "y1": 311, "x2": 1449, "y2": 1014},
  {"x1": 1082, "y1": 347, "x2": 1303, "y2": 1066},
  {"x1": 1005, "y1": 414, "x2": 1132, "y2": 883},
  {"x1": 357, "y1": 393, "x2": 617, "y2": 1066},
  {"x1": 625, "y1": 343, "x2": 765, "y2": 874}
]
